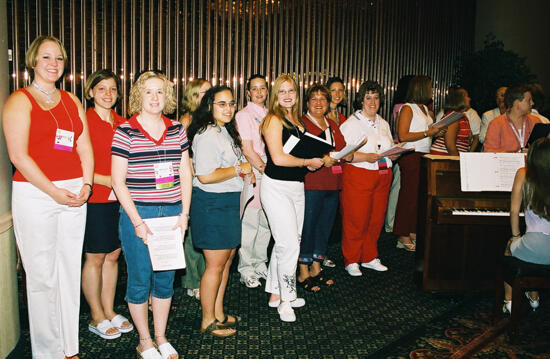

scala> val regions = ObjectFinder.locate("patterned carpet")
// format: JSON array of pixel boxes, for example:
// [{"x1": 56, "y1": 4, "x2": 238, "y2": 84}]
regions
[{"x1": 12, "y1": 231, "x2": 550, "y2": 358}]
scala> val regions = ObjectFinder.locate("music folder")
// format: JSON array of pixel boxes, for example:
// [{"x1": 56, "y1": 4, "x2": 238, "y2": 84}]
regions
[{"x1": 282, "y1": 132, "x2": 334, "y2": 158}]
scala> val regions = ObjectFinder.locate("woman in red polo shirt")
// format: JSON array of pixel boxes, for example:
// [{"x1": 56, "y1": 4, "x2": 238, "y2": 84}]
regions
[{"x1": 81, "y1": 69, "x2": 134, "y2": 340}]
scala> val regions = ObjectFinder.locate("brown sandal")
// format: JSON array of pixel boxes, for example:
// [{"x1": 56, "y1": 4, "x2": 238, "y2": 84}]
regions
[
  {"x1": 200, "y1": 321, "x2": 237, "y2": 338},
  {"x1": 297, "y1": 276, "x2": 321, "y2": 292},
  {"x1": 216, "y1": 314, "x2": 242, "y2": 328}
]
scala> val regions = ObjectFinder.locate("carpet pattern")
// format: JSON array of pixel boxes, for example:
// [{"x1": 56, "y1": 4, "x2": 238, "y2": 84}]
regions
[{"x1": 13, "y1": 232, "x2": 550, "y2": 358}]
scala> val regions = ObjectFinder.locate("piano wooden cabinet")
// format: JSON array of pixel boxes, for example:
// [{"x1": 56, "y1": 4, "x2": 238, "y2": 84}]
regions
[{"x1": 416, "y1": 155, "x2": 521, "y2": 292}]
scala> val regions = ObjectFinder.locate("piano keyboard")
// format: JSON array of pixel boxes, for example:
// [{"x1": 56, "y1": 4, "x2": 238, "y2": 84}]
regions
[{"x1": 451, "y1": 208, "x2": 524, "y2": 217}]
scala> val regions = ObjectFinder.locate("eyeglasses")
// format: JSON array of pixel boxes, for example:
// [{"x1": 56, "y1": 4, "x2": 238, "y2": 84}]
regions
[
  {"x1": 213, "y1": 101, "x2": 236, "y2": 109},
  {"x1": 277, "y1": 89, "x2": 296, "y2": 95}
]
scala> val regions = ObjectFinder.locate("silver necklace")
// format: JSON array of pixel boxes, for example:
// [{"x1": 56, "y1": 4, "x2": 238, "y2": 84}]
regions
[{"x1": 32, "y1": 81, "x2": 56, "y2": 104}]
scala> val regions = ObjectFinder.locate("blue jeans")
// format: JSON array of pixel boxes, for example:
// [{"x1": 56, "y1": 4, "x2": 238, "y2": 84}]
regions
[
  {"x1": 299, "y1": 190, "x2": 340, "y2": 264},
  {"x1": 119, "y1": 203, "x2": 182, "y2": 304}
]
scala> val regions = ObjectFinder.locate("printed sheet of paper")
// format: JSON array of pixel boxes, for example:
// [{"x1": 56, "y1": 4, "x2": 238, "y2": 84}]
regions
[
  {"x1": 108, "y1": 190, "x2": 117, "y2": 201},
  {"x1": 378, "y1": 144, "x2": 414, "y2": 157},
  {"x1": 144, "y1": 216, "x2": 186, "y2": 271},
  {"x1": 459, "y1": 152, "x2": 525, "y2": 192},
  {"x1": 330, "y1": 136, "x2": 367, "y2": 160},
  {"x1": 431, "y1": 111, "x2": 464, "y2": 129}
]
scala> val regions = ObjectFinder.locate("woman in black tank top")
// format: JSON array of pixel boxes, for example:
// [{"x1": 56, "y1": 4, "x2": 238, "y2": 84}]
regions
[{"x1": 259, "y1": 74, "x2": 324, "y2": 322}]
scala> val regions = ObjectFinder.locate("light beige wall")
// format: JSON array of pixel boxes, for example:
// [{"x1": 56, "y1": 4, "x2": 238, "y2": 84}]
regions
[
  {"x1": 475, "y1": 0, "x2": 550, "y2": 113},
  {"x1": 0, "y1": 0, "x2": 21, "y2": 356}
]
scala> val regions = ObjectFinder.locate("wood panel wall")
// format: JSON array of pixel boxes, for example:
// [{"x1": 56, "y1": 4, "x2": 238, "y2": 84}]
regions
[{"x1": 7, "y1": 0, "x2": 475, "y2": 120}]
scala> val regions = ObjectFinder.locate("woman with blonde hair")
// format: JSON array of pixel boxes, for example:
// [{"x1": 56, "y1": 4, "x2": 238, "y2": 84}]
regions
[
  {"x1": 112, "y1": 71, "x2": 192, "y2": 359},
  {"x1": 3, "y1": 35, "x2": 94, "y2": 358},
  {"x1": 260, "y1": 74, "x2": 324, "y2": 322},
  {"x1": 178, "y1": 78, "x2": 211, "y2": 300}
]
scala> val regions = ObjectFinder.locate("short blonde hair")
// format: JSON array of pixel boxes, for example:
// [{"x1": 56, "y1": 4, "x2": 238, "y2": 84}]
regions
[
  {"x1": 25, "y1": 35, "x2": 67, "y2": 70},
  {"x1": 128, "y1": 71, "x2": 177, "y2": 115},
  {"x1": 181, "y1": 78, "x2": 209, "y2": 114}
]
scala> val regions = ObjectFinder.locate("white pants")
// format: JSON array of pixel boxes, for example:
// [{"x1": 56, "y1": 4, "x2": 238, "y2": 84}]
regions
[
  {"x1": 260, "y1": 174, "x2": 304, "y2": 301},
  {"x1": 238, "y1": 206, "x2": 271, "y2": 277},
  {"x1": 12, "y1": 178, "x2": 86, "y2": 358}
]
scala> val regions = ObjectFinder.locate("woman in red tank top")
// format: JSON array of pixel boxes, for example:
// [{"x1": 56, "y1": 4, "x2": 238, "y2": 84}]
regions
[{"x1": 2, "y1": 36, "x2": 93, "y2": 359}]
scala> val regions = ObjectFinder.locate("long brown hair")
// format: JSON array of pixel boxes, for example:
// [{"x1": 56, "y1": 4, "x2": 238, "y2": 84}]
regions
[
  {"x1": 524, "y1": 137, "x2": 550, "y2": 220},
  {"x1": 261, "y1": 74, "x2": 300, "y2": 132}
]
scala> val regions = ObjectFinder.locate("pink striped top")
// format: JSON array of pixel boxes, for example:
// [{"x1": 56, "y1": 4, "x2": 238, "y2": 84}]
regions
[{"x1": 111, "y1": 114, "x2": 189, "y2": 205}]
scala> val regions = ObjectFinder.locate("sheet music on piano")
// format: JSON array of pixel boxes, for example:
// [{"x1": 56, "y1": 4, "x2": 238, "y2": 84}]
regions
[{"x1": 459, "y1": 152, "x2": 525, "y2": 192}]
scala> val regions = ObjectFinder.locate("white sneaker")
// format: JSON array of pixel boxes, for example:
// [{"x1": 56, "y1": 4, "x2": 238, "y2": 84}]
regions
[
  {"x1": 240, "y1": 275, "x2": 261, "y2": 288},
  {"x1": 186, "y1": 288, "x2": 200, "y2": 300},
  {"x1": 345, "y1": 263, "x2": 362, "y2": 276},
  {"x1": 268, "y1": 297, "x2": 306, "y2": 308},
  {"x1": 502, "y1": 300, "x2": 512, "y2": 314},
  {"x1": 525, "y1": 292, "x2": 540, "y2": 310},
  {"x1": 277, "y1": 301, "x2": 296, "y2": 322},
  {"x1": 361, "y1": 258, "x2": 388, "y2": 272}
]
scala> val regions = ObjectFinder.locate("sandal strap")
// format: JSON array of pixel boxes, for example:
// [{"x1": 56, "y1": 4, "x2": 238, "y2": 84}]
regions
[{"x1": 157, "y1": 342, "x2": 178, "y2": 359}]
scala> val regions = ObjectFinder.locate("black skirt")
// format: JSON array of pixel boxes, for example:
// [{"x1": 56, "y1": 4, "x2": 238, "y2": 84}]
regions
[{"x1": 83, "y1": 202, "x2": 121, "y2": 253}]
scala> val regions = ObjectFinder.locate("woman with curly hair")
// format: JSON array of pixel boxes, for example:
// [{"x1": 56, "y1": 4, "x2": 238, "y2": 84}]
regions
[
  {"x1": 503, "y1": 137, "x2": 550, "y2": 313},
  {"x1": 187, "y1": 86, "x2": 252, "y2": 337},
  {"x1": 112, "y1": 71, "x2": 192, "y2": 358}
]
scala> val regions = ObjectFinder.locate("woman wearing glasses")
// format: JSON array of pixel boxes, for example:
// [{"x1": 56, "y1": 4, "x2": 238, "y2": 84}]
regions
[
  {"x1": 187, "y1": 86, "x2": 252, "y2": 337},
  {"x1": 260, "y1": 75, "x2": 324, "y2": 322}
]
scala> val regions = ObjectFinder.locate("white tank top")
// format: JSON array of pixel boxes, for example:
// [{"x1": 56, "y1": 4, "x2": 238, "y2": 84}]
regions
[{"x1": 400, "y1": 103, "x2": 433, "y2": 153}]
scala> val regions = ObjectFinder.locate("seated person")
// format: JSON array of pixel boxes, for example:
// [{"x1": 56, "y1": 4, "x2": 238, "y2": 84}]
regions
[
  {"x1": 503, "y1": 137, "x2": 550, "y2": 313},
  {"x1": 480, "y1": 86, "x2": 507, "y2": 143},
  {"x1": 529, "y1": 83, "x2": 550, "y2": 124},
  {"x1": 430, "y1": 87, "x2": 472, "y2": 155},
  {"x1": 484, "y1": 85, "x2": 540, "y2": 152}
]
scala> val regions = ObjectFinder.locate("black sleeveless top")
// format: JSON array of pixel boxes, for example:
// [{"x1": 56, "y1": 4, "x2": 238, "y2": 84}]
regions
[{"x1": 264, "y1": 118, "x2": 309, "y2": 182}]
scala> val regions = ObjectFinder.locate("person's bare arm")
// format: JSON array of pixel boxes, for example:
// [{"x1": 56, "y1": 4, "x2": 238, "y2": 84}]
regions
[
  {"x1": 262, "y1": 115, "x2": 324, "y2": 169},
  {"x1": 3, "y1": 91, "x2": 78, "y2": 205}
]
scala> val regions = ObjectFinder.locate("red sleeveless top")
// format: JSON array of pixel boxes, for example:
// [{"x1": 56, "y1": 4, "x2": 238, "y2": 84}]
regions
[{"x1": 13, "y1": 88, "x2": 84, "y2": 182}]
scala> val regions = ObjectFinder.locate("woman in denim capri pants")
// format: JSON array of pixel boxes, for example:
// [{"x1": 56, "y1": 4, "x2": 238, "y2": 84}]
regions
[{"x1": 112, "y1": 71, "x2": 193, "y2": 359}]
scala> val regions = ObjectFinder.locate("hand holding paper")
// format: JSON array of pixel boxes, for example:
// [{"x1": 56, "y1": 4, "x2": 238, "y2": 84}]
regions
[{"x1": 330, "y1": 136, "x2": 367, "y2": 160}]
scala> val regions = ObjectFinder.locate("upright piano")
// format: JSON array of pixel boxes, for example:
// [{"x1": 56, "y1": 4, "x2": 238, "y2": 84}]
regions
[{"x1": 416, "y1": 155, "x2": 521, "y2": 292}]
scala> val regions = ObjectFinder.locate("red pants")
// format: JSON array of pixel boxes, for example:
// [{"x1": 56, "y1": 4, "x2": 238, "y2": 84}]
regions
[
  {"x1": 341, "y1": 164, "x2": 392, "y2": 266},
  {"x1": 393, "y1": 151, "x2": 423, "y2": 237}
]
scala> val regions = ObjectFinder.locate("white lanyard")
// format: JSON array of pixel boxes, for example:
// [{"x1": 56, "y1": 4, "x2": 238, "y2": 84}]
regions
[
  {"x1": 306, "y1": 112, "x2": 334, "y2": 146},
  {"x1": 507, "y1": 115, "x2": 526, "y2": 151}
]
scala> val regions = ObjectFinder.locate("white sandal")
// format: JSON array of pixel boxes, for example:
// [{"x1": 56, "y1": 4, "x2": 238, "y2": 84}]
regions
[
  {"x1": 136, "y1": 346, "x2": 162, "y2": 359},
  {"x1": 157, "y1": 342, "x2": 178, "y2": 359},
  {"x1": 110, "y1": 314, "x2": 134, "y2": 333},
  {"x1": 88, "y1": 319, "x2": 121, "y2": 340}
]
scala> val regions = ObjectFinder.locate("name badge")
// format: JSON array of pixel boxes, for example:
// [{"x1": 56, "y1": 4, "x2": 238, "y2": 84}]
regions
[
  {"x1": 378, "y1": 157, "x2": 389, "y2": 175},
  {"x1": 331, "y1": 165, "x2": 343, "y2": 174},
  {"x1": 154, "y1": 162, "x2": 175, "y2": 189},
  {"x1": 54, "y1": 129, "x2": 74, "y2": 152}
]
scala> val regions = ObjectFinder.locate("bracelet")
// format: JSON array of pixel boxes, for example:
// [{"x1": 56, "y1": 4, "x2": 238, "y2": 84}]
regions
[
  {"x1": 511, "y1": 233, "x2": 521, "y2": 238},
  {"x1": 423, "y1": 131, "x2": 428, "y2": 138},
  {"x1": 134, "y1": 221, "x2": 145, "y2": 228},
  {"x1": 84, "y1": 183, "x2": 93, "y2": 191},
  {"x1": 234, "y1": 164, "x2": 242, "y2": 177},
  {"x1": 302, "y1": 158, "x2": 306, "y2": 167}
]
